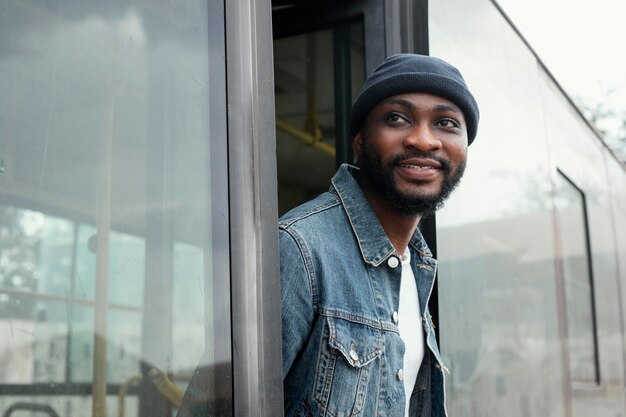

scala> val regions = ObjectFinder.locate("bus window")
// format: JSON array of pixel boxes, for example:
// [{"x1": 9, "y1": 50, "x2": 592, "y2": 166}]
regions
[{"x1": 0, "y1": 1, "x2": 231, "y2": 416}]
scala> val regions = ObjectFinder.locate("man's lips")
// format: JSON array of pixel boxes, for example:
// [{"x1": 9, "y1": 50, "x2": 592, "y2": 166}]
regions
[{"x1": 395, "y1": 158, "x2": 443, "y2": 180}]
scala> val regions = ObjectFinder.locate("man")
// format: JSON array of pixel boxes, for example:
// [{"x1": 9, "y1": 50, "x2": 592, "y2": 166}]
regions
[{"x1": 280, "y1": 54, "x2": 479, "y2": 417}]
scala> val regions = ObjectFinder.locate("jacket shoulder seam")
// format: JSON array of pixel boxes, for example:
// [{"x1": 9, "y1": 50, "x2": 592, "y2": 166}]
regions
[
  {"x1": 278, "y1": 198, "x2": 340, "y2": 229},
  {"x1": 280, "y1": 227, "x2": 319, "y2": 309}
]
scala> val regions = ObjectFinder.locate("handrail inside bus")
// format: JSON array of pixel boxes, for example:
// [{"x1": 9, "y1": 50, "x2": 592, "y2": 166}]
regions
[
  {"x1": 275, "y1": 32, "x2": 336, "y2": 158},
  {"x1": 2, "y1": 402, "x2": 60, "y2": 417}
]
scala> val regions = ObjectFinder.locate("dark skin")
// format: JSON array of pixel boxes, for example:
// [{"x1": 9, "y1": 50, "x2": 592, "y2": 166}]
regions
[{"x1": 353, "y1": 92, "x2": 469, "y2": 255}]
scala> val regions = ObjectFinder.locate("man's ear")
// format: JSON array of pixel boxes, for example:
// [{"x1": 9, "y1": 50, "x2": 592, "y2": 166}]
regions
[{"x1": 353, "y1": 131, "x2": 363, "y2": 162}]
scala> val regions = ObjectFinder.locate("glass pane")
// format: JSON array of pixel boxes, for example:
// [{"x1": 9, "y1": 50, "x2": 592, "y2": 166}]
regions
[
  {"x1": 0, "y1": 1, "x2": 230, "y2": 416},
  {"x1": 555, "y1": 172, "x2": 599, "y2": 383},
  {"x1": 430, "y1": 0, "x2": 567, "y2": 416}
]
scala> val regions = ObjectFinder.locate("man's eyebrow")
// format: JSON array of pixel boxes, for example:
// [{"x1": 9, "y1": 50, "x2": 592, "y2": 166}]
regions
[
  {"x1": 433, "y1": 103, "x2": 463, "y2": 114},
  {"x1": 382, "y1": 98, "x2": 463, "y2": 115},
  {"x1": 382, "y1": 97, "x2": 416, "y2": 109}
]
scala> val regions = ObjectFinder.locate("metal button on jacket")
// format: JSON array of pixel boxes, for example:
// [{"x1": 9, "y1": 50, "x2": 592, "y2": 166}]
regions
[
  {"x1": 392, "y1": 311, "x2": 399, "y2": 324},
  {"x1": 397, "y1": 369, "x2": 404, "y2": 381},
  {"x1": 349, "y1": 348, "x2": 359, "y2": 362},
  {"x1": 387, "y1": 256, "x2": 399, "y2": 268}
]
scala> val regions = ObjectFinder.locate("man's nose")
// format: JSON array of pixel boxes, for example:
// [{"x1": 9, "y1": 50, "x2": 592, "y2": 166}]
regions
[{"x1": 403, "y1": 123, "x2": 442, "y2": 152}]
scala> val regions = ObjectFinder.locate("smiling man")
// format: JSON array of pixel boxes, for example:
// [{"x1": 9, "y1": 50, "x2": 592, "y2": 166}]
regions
[{"x1": 279, "y1": 54, "x2": 479, "y2": 417}]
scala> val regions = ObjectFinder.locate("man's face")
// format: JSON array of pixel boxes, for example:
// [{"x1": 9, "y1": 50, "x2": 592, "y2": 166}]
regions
[{"x1": 354, "y1": 92, "x2": 468, "y2": 216}]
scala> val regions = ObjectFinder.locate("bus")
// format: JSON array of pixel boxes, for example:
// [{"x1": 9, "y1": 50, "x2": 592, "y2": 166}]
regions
[{"x1": 1, "y1": 0, "x2": 625, "y2": 416}]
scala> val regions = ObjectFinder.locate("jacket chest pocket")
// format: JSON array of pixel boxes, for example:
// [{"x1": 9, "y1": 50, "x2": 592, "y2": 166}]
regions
[{"x1": 314, "y1": 316, "x2": 383, "y2": 417}]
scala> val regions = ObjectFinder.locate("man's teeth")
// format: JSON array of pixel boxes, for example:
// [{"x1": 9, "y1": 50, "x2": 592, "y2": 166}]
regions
[{"x1": 400, "y1": 164, "x2": 434, "y2": 170}]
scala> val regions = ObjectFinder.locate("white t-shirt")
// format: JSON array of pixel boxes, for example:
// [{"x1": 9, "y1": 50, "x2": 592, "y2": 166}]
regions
[{"x1": 398, "y1": 248, "x2": 425, "y2": 417}]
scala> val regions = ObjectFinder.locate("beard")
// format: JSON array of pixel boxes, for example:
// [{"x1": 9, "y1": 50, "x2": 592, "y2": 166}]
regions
[{"x1": 358, "y1": 138, "x2": 466, "y2": 217}]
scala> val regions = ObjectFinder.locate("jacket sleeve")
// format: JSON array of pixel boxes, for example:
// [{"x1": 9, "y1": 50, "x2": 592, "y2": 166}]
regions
[{"x1": 279, "y1": 227, "x2": 315, "y2": 379}]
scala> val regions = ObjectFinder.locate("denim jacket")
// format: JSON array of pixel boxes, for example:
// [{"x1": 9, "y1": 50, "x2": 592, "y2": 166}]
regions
[{"x1": 280, "y1": 164, "x2": 447, "y2": 417}]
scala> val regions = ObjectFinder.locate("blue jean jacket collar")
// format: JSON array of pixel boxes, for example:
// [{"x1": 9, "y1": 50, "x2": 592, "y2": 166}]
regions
[{"x1": 330, "y1": 164, "x2": 434, "y2": 267}]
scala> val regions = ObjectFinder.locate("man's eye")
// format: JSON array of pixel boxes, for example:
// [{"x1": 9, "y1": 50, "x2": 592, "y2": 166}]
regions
[
  {"x1": 385, "y1": 113, "x2": 407, "y2": 123},
  {"x1": 437, "y1": 118, "x2": 460, "y2": 128}
]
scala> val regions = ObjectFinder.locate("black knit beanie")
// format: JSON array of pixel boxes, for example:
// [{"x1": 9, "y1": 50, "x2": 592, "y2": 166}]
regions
[{"x1": 350, "y1": 54, "x2": 480, "y2": 144}]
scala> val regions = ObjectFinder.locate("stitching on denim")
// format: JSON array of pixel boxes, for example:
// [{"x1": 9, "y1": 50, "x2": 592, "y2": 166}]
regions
[
  {"x1": 332, "y1": 181, "x2": 395, "y2": 267},
  {"x1": 350, "y1": 366, "x2": 368, "y2": 416},
  {"x1": 279, "y1": 197, "x2": 340, "y2": 229},
  {"x1": 281, "y1": 227, "x2": 319, "y2": 309},
  {"x1": 409, "y1": 234, "x2": 433, "y2": 258},
  {"x1": 374, "y1": 348, "x2": 382, "y2": 417},
  {"x1": 314, "y1": 320, "x2": 334, "y2": 415},
  {"x1": 332, "y1": 183, "x2": 373, "y2": 265},
  {"x1": 415, "y1": 263, "x2": 434, "y2": 271},
  {"x1": 318, "y1": 317, "x2": 377, "y2": 417},
  {"x1": 318, "y1": 309, "x2": 399, "y2": 334},
  {"x1": 318, "y1": 350, "x2": 338, "y2": 416},
  {"x1": 427, "y1": 333, "x2": 444, "y2": 368}
]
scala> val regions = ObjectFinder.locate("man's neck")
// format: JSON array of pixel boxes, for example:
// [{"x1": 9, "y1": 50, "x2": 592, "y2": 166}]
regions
[{"x1": 357, "y1": 178, "x2": 421, "y2": 255}]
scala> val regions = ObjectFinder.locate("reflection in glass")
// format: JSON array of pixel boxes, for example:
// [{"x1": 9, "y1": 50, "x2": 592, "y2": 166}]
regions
[
  {"x1": 555, "y1": 171, "x2": 599, "y2": 384},
  {"x1": 430, "y1": 0, "x2": 567, "y2": 416},
  {"x1": 172, "y1": 243, "x2": 206, "y2": 375},
  {"x1": 0, "y1": 0, "x2": 228, "y2": 416}
]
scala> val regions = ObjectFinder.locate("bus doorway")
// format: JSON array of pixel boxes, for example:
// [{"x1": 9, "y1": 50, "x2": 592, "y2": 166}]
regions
[{"x1": 272, "y1": 1, "x2": 385, "y2": 214}]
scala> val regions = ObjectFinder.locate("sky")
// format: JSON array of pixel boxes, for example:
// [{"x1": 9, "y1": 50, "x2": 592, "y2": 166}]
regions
[{"x1": 497, "y1": 0, "x2": 626, "y2": 157}]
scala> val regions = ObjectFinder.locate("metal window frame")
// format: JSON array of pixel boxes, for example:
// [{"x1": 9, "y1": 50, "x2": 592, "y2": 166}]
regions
[
  {"x1": 555, "y1": 169, "x2": 602, "y2": 388},
  {"x1": 225, "y1": 1, "x2": 284, "y2": 416},
  {"x1": 206, "y1": 0, "x2": 234, "y2": 414}
]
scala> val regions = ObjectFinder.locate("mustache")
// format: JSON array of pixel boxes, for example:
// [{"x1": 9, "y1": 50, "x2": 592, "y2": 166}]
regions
[{"x1": 389, "y1": 152, "x2": 452, "y2": 173}]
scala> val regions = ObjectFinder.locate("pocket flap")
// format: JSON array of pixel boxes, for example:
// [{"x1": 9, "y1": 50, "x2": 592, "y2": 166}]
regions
[{"x1": 327, "y1": 316, "x2": 382, "y2": 368}]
